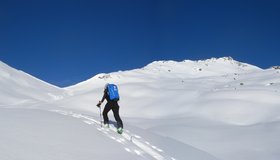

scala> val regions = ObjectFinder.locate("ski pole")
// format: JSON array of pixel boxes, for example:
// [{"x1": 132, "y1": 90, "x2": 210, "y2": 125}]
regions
[
  {"x1": 97, "y1": 102, "x2": 102, "y2": 127},
  {"x1": 99, "y1": 106, "x2": 102, "y2": 127}
]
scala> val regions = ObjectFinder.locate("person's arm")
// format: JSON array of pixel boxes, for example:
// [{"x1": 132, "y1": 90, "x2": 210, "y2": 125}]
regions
[
  {"x1": 100, "y1": 90, "x2": 106, "y2": 103},
  {"x1": 97, "y1": 89, "x2": 107, "y2": 107}
]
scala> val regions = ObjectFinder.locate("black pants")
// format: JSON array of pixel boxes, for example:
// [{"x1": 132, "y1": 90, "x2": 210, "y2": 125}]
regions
[{"x1": 103, "y1": 101, "x2": 123, "y2": 128}]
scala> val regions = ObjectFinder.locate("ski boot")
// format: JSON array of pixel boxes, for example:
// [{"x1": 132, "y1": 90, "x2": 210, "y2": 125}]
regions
[
  {"x1": 117, "y1": 127, "x2": 123, "y2": 134},
  {"x1": 104, "y1": 123, "x2": 109, "y2": 128}
]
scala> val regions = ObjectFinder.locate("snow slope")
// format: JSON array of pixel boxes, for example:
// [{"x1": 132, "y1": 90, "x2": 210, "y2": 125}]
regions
[
  {"x1": 1, "y1": 57, "x2": 280, "y2": 160},
  {"x1": 62, "y1": 57, "x2": 280, "y2": 125},
  {"x1": 0, "y1": 61, "x2": 66, "y2": 106}
]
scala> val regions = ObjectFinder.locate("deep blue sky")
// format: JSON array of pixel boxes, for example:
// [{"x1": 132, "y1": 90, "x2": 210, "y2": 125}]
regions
[{"x1": 1, "y1": 0, "x2": 280, "y2": 87}]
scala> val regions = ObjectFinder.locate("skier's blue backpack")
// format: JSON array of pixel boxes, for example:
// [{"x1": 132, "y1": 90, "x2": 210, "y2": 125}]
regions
[{"x1": 107, "y1": 84, "x2": 120, "y2": 101}]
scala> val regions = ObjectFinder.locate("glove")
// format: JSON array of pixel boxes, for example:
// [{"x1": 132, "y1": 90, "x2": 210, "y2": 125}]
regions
[
  {"x1": 96, "y1": 103, "x2": 101, "y2": 108},
  {"x1": 96, "y1": 101, "x2": 102, "y2": 107}
]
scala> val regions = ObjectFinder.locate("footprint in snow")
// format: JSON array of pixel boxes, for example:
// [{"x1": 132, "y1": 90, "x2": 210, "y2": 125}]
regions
[
  {"x1": 51, "y1": 110, "x2": 176, "y2": 160},
  {"x1": 83, "y1": 120, "x2": 93, "y2": 125}
]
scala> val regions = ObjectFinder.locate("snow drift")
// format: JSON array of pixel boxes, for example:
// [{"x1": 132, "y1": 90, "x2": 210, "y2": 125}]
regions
[{"x1": 1, "y1": 57, "x2": 280, "y2": 160}]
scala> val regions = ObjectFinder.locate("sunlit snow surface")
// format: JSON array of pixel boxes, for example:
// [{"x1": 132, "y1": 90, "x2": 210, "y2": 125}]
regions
[{"x1": 1, "y1": 57, "x2": 280, "y2": 160}]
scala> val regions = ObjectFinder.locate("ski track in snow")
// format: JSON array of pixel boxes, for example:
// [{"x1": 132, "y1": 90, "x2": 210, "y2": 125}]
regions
[{"x1": 51, "y1": 109, "x2": 176, "y2": 160}]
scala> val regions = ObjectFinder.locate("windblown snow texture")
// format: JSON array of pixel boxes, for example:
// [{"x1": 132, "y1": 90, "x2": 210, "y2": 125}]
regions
[{"x1": 1, "y1": 57, "x2": 280, "y2": 160}]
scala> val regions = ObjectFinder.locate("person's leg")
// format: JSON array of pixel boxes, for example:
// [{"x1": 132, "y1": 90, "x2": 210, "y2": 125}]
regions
[
  {"x1": 112, "y1": 102, "x2": 123, "y2": 128},
  {"x1": 102, "y1": 103, "x2": 111, "y2": 125}
]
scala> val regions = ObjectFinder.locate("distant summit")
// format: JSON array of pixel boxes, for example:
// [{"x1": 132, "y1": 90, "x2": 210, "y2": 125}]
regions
[
  {"x1": 145, "y1": 57, "x2": 258, "y2": 69},
  {"x1": 142, "y1": 57, "x2": 261, "y2": 78}
]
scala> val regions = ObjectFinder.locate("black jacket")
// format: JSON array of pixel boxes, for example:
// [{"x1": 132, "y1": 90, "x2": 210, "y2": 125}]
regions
[{"x1": 101, "y1": 88, "x2": 111, "y2": 103}]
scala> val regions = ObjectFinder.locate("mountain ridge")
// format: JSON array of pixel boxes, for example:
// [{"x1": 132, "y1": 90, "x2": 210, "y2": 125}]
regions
[
  {"x1": 65, "y1": 57, "x2": 262, "y2": 90},
  {"x1": 0, "y1": 57, "x2": 263, "y2": 90},
  {"x1": 0, "y1": 61, "x2": 65, "y2": 105},
  {"x1": 1, "y1": 58, "x2": 280, "y2": 160}
]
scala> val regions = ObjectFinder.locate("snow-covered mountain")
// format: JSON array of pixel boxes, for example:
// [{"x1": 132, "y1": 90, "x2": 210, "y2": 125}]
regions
[
  {"x1": 61, "y1": 57, "x2": 280, "y2": 124},
  {"x1": 0, "y1": 61, "x2": 66, "y2": 106},
  {"x1": 1, "y1": 57, "x2": 280, "y2": 160}
]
